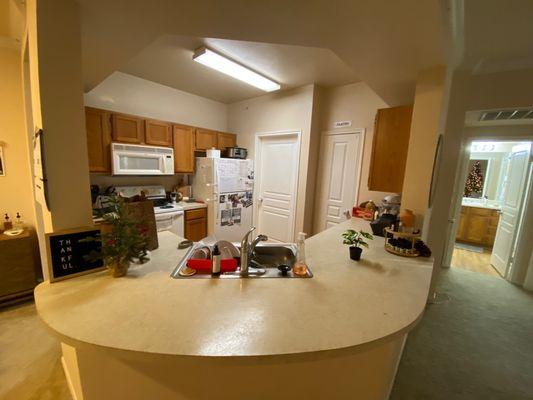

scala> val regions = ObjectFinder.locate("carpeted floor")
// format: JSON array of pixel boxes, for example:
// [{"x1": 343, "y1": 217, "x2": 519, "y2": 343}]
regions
[
  {"x1": 1, "y1": 267, "x2": 532, "y2": 399},
  {"x1": 391, "y1": 267, "x2": 533, "y2": 400}
]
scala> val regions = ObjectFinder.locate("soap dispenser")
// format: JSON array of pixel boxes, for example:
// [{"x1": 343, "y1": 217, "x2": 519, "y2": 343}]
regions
[{"x1": 292, "y1": 232, "x2": 309, "y2": 276}]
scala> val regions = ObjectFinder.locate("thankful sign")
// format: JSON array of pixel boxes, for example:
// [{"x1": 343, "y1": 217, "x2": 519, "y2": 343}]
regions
[{"x1": 45, "y1": 227, "x2": 105, "y2": 282}]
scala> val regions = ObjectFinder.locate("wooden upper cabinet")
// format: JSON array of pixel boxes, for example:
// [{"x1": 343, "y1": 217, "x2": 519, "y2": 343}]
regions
[
  {"x1": 195, "y1": 128, "x2": 218, "y2": 151},
  {"x1": 217, "y1": 132, "x2": 237, "y2": 150},
  {"x1": 173, "y1": 125, "x2": 195, "y2": 173},
  {"x1": 145, "y1": 119, "x2": 172, "y2": 147},
  {"x1": 85, "y1": 107, "x2": 111, "y2": 173},
  {"x1": 111, "y1": 112, "x2": 145, "y2": 144},
  {"x1": 368, "y1": 105, "x2": 413, "y2": 193}
]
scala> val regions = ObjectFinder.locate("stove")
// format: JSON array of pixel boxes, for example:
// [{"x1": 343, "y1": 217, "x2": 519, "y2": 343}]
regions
[{"x1": 114, "y1": 186, "x2": 181, "y2": 211}]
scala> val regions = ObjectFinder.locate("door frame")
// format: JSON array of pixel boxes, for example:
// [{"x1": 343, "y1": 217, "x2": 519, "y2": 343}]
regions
[
  {"x1": 253, "y1": 130, "x2": 302, "y2": 241},
  {"x1": 314, "y1": 128, "x2": 365, "y2": 233},
  {"x1": 442, "y1": 136, "x2": 533, "y2": 281}
]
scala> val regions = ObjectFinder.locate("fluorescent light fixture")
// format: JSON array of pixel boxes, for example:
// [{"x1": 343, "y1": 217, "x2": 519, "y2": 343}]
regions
[{"x1": 193, "y1": 47, "x2": 280, "y2": 92}]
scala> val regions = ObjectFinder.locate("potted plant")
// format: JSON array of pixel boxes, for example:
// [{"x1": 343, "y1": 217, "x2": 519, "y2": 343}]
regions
[
  {"x1": 86, "y1": 196, "x2": 150, "y2": 277},
  {"x1": 341, "y1": 229, "x2": 373, "y2": 261}
]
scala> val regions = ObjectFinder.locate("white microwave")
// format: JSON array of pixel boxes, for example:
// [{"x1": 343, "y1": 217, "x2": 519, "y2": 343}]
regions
[{"x1": 111, "y1": 143, "x2": 174, "y2": 175}]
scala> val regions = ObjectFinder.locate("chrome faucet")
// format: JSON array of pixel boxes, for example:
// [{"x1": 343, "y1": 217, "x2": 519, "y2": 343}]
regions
[{"x1": 240, "y1": 226, "x2": 268, "y2": 275}]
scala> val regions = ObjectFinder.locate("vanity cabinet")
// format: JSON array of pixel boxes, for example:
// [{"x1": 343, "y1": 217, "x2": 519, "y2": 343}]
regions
[
  {"x1": 184, "y1": 208, "x2": 207, "y2": 242},
  {"x1": 145, "y1": 119, "x2": 173, "y2": 147},
  {"x1": 195, "y1": 128, "x2": 218, "y2": 151},
  {"x1": 456, "y1": 206, "x2": 500, "y2": 247},
  {"x1": 0, "y1": 230, "x2": 40, "y2": 305},
  {"x1": 111, "y1": 112, "x2": 145, "y2": 144},
  {"x1": 173, "y1": 125, "x2": 195, "y2": 173},
  {"x1": 86, "y1": 107, "x2": 112, "y2": 173},
  {"x1": 368, "y1": 105, "x2": 413, "y2": 193}
]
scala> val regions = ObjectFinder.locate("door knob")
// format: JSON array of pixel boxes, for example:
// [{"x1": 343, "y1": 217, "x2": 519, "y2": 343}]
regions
[{"x1": 258, "y1": 197, "x2": 263, "y2": 202}]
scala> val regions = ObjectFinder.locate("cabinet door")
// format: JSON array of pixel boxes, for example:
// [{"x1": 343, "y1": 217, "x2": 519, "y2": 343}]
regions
[
  {"x1": 145, "y1": 119, "x2": 172, "y2": 147},
  {"x1": 368, "y1": 105, "x2": 413, "y2": 193},
  {"x1": 85, "y1": 107, "x2": 111, "y2": 173},
  {"x1": 464, "y1": 214, "x2": 490, "y2": 244},
  {"x1": 217, "y1": 132, "x2": 237, "y2": 150},
  {"x1": 185, "y1": 218, "x2": 207, "y2": 242},
  {"x1": 195, "y1": 128, "x2": 218, "y2": 151},
  {"x1": 111, "y1": 113, "x2": 144, "y2": 144},
  {"x1": 456, "y1": 208, "x2": 467, "y2": 240},
  {"x1": 173, "y1": 125, "x2": 195, "y2": 173}
]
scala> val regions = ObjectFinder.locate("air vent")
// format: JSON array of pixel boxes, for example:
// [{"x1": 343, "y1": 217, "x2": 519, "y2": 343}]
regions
[{"x1": 480, "y1": 109, "x2": 533, "y2": 121}]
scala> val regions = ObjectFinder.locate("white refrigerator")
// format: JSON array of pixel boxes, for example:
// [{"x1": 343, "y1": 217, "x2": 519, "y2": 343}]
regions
[{"x1": 193, "y1": 157, "x2": 254, "y2": 242}]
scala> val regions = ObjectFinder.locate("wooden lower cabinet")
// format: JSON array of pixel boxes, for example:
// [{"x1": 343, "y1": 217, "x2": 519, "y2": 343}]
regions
[
  {"x1": 0, "y1": 231, "x2": 40, "y2": 305},
  {"x1": 456, "y1": 206, "x2": 500, "y2": 247},
  {"x1": 86, "y1": 107, "x2": 112, "y2": 173},
  {"x1": 173, "y1": 125, "x2": 195, "y2": 173},
  {"x1": 184, "y1": 208, "x2": 207, "y2": 242}
]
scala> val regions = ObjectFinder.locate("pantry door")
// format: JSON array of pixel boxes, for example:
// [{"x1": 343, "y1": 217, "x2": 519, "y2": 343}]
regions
[
  {"x1": 314, "y1": 131, "x2": 363, "y2": 234},
  {"x1": 255, "y1": 131, "x2": 301, "y2": 242},
  {"x1": 491, "y1": 144, "x2": 531, "y2": 277}
]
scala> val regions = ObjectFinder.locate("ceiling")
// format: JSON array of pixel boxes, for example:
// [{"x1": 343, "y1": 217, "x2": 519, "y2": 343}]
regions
[
  {"x1": 77, "y1": 0, "x2": 448, "y2": 106},
  {"x1": 120, "y1": 35, "x2": 360, "y2": 104}
]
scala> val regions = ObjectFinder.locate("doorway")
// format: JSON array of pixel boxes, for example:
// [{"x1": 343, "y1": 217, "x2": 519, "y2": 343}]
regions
[
  {"x1": 450, "y1": 140, "x2": 532, "y2": 279},
  {"x1": 254, "y1": 131, "x2": 301, "y2": 242},
  {"x1": 313, "y1": 129, "x2": 364, "y2": 234}
]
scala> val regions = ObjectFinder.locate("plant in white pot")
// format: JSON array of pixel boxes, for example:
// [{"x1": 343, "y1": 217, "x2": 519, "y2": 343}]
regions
[{"x1": 341, "y1": 229, "x2": 373, "y2": 261}]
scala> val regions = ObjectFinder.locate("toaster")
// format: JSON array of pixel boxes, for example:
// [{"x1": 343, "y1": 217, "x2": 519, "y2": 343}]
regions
[{"x1": 225, "y1": 147, "x2": 248, "y2": 159}]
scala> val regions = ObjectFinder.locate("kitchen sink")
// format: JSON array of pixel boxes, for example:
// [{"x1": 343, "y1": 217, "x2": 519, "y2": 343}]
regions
[{"x1": 171, "y1": 243, "x2": 313, "y2": 279}]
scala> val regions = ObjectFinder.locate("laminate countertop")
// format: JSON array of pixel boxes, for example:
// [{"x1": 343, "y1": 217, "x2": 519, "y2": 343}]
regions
[
  {"x1": 34, "y1": 219, "x2": 433, "y2": 358},
  {"x1": 177, "y1": 201, "x2": 207, "y2": 211}
]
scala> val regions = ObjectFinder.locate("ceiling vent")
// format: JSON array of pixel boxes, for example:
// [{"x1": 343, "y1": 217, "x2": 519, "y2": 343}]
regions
[{"x1": 480, "y1": 109, "x2": 533, "y2": 121}]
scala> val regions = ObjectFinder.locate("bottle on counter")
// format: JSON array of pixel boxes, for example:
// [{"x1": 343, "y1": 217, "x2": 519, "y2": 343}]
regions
[
  {"x1": 4, "y1": 213, "x2": 12, "y2": 231},
  {"x1": 292, "y1": 232, "x2": 309, "y2": 277},
  {"x1": 212, "y1": 244, "x2": 221, "y2": 275},
  {"x1": 15, "y1": 212, "x2": 24, "y2": 229}
]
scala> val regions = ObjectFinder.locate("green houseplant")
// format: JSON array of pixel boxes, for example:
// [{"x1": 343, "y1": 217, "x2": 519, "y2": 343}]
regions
[
  {"x1": 85, "y1": 196, "x2": 150, "y2": 277},
  {"x1": 342, "y1": 229, "x2": 373, "y2": 261}
]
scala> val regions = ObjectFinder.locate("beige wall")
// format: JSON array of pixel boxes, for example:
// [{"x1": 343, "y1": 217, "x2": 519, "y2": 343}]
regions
[
  {"x1": 84, "y1": 72, "x2": 228, "y2": 131},
  {"x1": 401, "y1": 66, "x2": 445, "y2": 229},
  {"x1": 319, "y1": 82, "x2": 392, "y2": 204},
  {"x1": 227, "y1": 85, "x2": 316, "y2": 236},
  {"x1": 0, "y1": 47, "x2": 36, "y2": 228}
]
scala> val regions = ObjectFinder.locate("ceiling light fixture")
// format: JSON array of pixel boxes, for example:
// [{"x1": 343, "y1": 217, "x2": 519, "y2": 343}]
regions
[{"x1": 193, "y1": 47, "x2": 280, "y2": 92}]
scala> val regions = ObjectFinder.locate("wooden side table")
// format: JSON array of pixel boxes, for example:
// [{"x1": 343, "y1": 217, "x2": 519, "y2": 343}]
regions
[{"x1": 0, "y1": 230, "x2": 41, "y2": 306}]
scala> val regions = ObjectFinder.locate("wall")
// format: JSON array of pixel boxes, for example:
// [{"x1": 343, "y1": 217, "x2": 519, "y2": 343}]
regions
[
  {"x1": 84, "y1": 72, "x2": 228, "y2": 131},
  {"x1": 227, "y1": 85, "x2": 316, "y2": 236},
  {"x1": 318, "y1": 82, "x2": 391, "y2": 204},
  {"x1": 0, "y1": 46, "x2": 36, "y2": 228},
  {"x1": 401, "y1": 67, "x2": 445, "y2": 228}
]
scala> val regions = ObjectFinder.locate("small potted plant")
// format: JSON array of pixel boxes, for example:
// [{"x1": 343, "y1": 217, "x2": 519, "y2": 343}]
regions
[
  {"x1": 342, "y1": 229, "x2": 373, "y2": 261},
  {"x1": 85, "y1": 196, "x2": 150, "y2": 277}
]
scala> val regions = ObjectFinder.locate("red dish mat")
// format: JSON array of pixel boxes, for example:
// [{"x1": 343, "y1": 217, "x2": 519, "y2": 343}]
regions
[{"x1": 186, "y1": 258, "x2": 238, "y2": 272}]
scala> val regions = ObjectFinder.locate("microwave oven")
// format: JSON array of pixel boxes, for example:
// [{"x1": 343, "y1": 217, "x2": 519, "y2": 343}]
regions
[{"x1": 111, "y1": 143, "x2": 174, "y2": 175}]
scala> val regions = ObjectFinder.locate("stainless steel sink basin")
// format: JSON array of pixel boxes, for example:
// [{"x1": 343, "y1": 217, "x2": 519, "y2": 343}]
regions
[{"x1": 171, "y1": 243, "x2": 313, "y2": 279}]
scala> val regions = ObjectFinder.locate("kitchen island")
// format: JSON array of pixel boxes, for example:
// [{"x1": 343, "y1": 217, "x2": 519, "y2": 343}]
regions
[{"x1": 34, "y1": 218, "x2": 433, "y2": 400}]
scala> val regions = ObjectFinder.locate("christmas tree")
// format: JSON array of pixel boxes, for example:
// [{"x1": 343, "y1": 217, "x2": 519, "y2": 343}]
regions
[{"x1": 464, "y1": 161, "x2": 484, "y2": 197}]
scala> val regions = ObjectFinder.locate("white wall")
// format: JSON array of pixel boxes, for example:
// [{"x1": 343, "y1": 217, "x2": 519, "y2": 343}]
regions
[
  {"x1": 84, "y1": 72, "x2": 228, "y2": 131},
  {"x1": 227, "y1": 85, "x2": 317, "y2": 236},
  {"x1": 318, "y1": 82, "x2": 391, "y2": 204},
  {"x1": 0, "y1": 47, "x2": 36, "y2": 229}
]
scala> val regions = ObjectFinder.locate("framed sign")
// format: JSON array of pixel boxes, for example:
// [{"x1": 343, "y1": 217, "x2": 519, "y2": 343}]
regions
[{"x1": 45, "y1": 226, "x2": 105, "y2": 282}]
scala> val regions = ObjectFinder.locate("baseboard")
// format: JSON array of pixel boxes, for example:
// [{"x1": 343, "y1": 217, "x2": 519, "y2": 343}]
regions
[{"x1": 61, "y1": 356, "x2": 79, "y2": 400}]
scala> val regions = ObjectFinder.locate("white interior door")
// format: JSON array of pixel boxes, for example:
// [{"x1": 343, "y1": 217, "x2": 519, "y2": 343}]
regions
[
  {"x1": 314, "y1": 133, "x2": 362, "y2": 233},
  {"x1": 255, "y1": 133, "x2": 300, "y2": 242},
  {"x1": 491, "y1": 144, "x2": 531, "y2": 276}
]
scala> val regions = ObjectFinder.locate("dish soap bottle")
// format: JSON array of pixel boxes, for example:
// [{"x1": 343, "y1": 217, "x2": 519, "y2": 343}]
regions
[{"x1": 292, "y1": 232, "x2": 309, "y2": 276}]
